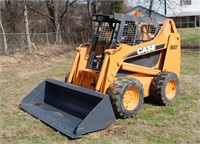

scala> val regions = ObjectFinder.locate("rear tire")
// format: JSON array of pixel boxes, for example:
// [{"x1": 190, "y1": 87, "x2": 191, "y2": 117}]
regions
[
  {"x1": 108, "y1": 77, "x2": 144, "y2": 118},
  {"x1": 150, "y1": 72, "x2": 180, "y2": 105}
]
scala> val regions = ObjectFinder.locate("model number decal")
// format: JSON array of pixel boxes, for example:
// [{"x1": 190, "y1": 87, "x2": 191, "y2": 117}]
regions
[
  {"x1": 170, "y1": 45, "x2": 178, "y2": 50},
  {"x1": 137, "y1": 44, "x2": 156, "y2": 54}
]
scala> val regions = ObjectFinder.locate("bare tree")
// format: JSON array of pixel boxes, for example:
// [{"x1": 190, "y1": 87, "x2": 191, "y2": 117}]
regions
[
  {"x1": 149, "y1": 0, "x2": 154, "y2": 17},
  {"x1": 0, "y1": 3, "x2": 8, "y2": 54},
  {"x1": 24, "y1": 1, "x2": 32, "y2": 52},
  {"x1": 0, "y1": 0, "x2": 125, "y2": 54},
  {"x1": 87, "y1": 0, "x2": 93, "y2": 28},
  {"x1": 44, "y1": 0, "x2": 79, "y2": 44},
  {"x1": 85, "y1": 0, "x2": 99, "y2": 30},
  {"x1": 24, "y1": 0, "x2": 78, "y2": 44},
  {"x1": 135, "y1": 0, "x2": 180, "y2": 17}
]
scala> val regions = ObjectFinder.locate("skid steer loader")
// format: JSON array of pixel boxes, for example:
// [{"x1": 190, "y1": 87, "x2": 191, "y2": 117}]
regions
[{"x1": 20, "y1": 13, "x2": 180, "y2": 138}]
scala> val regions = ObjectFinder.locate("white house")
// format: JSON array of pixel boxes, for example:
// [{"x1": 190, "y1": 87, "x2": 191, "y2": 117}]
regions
[{"x1": 167, "y1": 0, "x2": 200, "y2": 28}]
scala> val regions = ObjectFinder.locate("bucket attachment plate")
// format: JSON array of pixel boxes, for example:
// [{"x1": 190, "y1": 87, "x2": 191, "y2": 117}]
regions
[{"x1": 20, "y1": 78, "x2": 116, "y2": 138}]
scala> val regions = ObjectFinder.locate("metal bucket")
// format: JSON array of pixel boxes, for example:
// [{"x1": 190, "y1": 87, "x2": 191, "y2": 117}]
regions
[{"x1": 20, "y1": 78, "x2": 116, "y2": 138}]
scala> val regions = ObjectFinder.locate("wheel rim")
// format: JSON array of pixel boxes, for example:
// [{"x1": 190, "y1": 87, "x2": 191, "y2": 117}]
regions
[
  {"x1": 165, "y1": 79, "x2": 177, "y2": 100},
  {"x1": 123, "y1": 87, "x2": 140, "y2": 111}
]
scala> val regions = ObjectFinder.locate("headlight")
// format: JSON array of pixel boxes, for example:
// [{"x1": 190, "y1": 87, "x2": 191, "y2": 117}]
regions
[
  {"x1": 109, "y1": 14, "x2": 114, "y2": 19},
  {"x1": 92, "y1": 16, "x2": 97, "y2": 20}
]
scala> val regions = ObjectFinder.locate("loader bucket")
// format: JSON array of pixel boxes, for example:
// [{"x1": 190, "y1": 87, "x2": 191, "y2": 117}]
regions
[{"x1": 20, "y1": 78, "x2": 116, "y2": 138}]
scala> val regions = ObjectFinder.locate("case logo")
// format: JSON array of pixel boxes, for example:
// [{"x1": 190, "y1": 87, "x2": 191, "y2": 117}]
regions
[{"x1": 137, "y1": 44, "x2": 156, "y2": 54}]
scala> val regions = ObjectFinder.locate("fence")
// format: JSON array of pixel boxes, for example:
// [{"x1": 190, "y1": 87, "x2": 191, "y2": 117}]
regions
[{"x1": 0, "y1": 31, "x2": 91, "y2": 54}]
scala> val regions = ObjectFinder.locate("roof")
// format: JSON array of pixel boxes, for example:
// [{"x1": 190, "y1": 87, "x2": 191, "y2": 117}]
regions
[
  {"x1": 126, "y1": 5, "x2": 167, "y2": 18},
  {"x1": 167, "y1": 11, "x2": 200, "y2": 17}
]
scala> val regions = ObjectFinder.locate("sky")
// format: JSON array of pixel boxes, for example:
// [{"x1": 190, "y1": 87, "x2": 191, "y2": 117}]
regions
[{"x1": 126, "y1": 0, "x2": 166, "y2": 15}]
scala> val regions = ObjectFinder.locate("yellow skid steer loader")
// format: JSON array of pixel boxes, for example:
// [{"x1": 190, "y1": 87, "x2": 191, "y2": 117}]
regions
[{"x1": 20, "y1": 13, "x2": 180, "y2": 138}]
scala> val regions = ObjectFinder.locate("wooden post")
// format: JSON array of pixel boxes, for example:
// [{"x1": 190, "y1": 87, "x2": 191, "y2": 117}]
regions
[{"x1": 46, "y1": 33, "x2": 49, "y2": 48}]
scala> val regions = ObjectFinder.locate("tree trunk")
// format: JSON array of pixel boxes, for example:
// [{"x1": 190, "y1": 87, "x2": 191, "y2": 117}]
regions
[
  {"x1": 164, "y1": 0, "x2": 167, "y2": 15},
  {"x1": 149, "y1": 0, "x2": 154, "y2": 17},
  {"x1": 54, "y1": 1, "x2": 62, "y2": 44},
  {"x1": 0, "y1": 6, "x2": 8, "y2": 54},
  {"x1": 45, "y1": 0, "x2": 62, "y2": 44},
  {"x1": 87, "y1": 0, "x2": 93, "y2": 30},
  {"x1": 24, "y1": 1, "x2": 32, "y2": 52}
]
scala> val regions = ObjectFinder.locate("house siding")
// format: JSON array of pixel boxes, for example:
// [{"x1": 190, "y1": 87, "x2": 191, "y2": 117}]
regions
[{"x1": 167, "y1": 0, "x2": 200, "y2": 28}]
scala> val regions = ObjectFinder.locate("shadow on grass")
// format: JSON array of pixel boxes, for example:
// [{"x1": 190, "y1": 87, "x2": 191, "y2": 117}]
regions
[{"x1": 144, "y1": 97, "x2": 164, "y2": 106}]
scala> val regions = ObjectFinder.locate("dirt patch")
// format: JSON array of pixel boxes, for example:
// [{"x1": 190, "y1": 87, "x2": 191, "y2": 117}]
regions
[
  {"x1": 0, "y1": 45, "x2": 74, "y2": 73},
  {"x1": 181, "y1": 44, "x2": 200, "y2": 50},
  {"x1": 87, "y1": 124, "x2": 125, "y2": 139}
]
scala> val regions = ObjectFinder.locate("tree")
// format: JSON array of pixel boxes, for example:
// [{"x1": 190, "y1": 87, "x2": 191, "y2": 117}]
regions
[
  {"x1": 0, "y1": 0, "x2": 125, "y2": 54},
  {"x1": 110, "y1": 0, "x2": 124, "y2": 13},
  {"x1": 44, "y1": 0, "x2": 78, "y2": 44},
  {"x1": 149, "y1": 0, "x2": 154, "y2": 17},
  {"x1": 86, "y1": 0, "x2": 124, "y2": 31},
  {"x1": 149, "y1": 0, "x2": 167, "y2": 16},
  {"x1": 0, "y1": 2, "x2": 8, "y2": 54},
  {"x1": 96, "y1": 0, "x2": 124, "y2": 14},
  {"x1": 24, "y1": 1, "x2": 32, "y2": 52},
  {"x1": 131, "y1": 0, "x2": 179, "y2": 16}
]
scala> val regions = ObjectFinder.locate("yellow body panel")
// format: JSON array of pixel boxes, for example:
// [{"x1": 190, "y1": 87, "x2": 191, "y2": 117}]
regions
[
  {"x1": 163, "y1": 33, "x2": 181, "y2": 77},
  {"x1": 67, "y1": 19, "x2": 181, "y2": 97}
]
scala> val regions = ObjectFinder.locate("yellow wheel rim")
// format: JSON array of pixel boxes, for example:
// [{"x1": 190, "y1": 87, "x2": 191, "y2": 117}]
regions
[
  {"x1": 165, "y1": 80, "x2": 177, "y2": 100},
  {"x1": 123, "y1": 87, "x2": 140, "y2": 111}
]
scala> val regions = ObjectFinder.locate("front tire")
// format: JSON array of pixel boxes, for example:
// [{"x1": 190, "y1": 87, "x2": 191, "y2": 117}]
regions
[
  {"x1": 151, "y1": 72, "x2": 180, "y2": 105},
  {"x1": 108, "y1": 77, "x2": 144, "y2": 118}
]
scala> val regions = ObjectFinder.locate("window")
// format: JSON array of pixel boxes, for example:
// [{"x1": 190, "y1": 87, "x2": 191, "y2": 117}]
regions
[{"x1": 180, "y1": 0, "x2": 191, "y2": 6}]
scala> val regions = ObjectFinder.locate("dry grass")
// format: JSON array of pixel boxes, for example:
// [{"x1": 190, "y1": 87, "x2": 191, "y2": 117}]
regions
[{"x1": 0, "y1": 47, "x2": 199, "y2": 144}]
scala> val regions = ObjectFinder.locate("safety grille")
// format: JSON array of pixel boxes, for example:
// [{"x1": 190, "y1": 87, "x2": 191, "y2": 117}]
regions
[
  {"x1": 121, "y1": 21, "x2": 157, "y2": 46},
  {"x1": 136, "y1": 24, "x2": 156, "y2": 44},
  {"x1": 121, "y1": 21, "x2": 137, "y2": 46},
  {"x1": 96, "y1": 23, "x2": 113, "y2": 55},
  {"x1": 98, "y1": 23, "x2": 113, "y2": 44}
]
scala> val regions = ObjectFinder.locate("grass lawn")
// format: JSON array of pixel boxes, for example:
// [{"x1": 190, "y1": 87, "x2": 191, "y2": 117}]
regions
[
  {"x1": 178, "y1": 28, "x2": 200, "y2": 46},
  {"x1": 0, "y1": 47, "x2": 199, "y2": 144}
]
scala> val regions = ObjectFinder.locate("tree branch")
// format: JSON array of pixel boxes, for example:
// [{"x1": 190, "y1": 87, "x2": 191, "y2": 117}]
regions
[
  {"x1": 17, "y1": 1, "x2": 54, "y2": 20},
  {"x1": 26, "y1": 3, "x2": 54, "y2": 20},
  {"x1": 60, "y1": 0, "x2": 78, "y2": 19}
]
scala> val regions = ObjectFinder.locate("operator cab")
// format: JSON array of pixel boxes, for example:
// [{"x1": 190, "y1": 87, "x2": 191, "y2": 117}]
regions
[
  {"x1": 87, "y1": 15, "x2": 120, "y2": 69},
  {"x1": 88, "y1": 13, "x2": 160, "y2": 70}
]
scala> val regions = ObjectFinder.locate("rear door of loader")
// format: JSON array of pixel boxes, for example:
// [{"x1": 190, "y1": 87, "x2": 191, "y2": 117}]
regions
[{"x1": 20, "y1": 79, "x2": 116, "y2": 138}]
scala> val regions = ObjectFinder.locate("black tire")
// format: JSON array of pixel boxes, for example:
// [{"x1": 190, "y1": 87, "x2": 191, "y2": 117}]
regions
[
  {"x1": 108, "y1": 77, "x2": 144, "y2": 118},
  {"x1": 150, "y1": 72, "x2": 180, "y2": 105}
]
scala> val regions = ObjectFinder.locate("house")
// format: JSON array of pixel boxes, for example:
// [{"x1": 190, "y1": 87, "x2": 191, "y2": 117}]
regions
[
  {"x1": 125, "y1": 5, "x2": 167, "y2": 24},
  {"x1": 166, "y1": 0, "x2": 200, "y2": 28}
]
